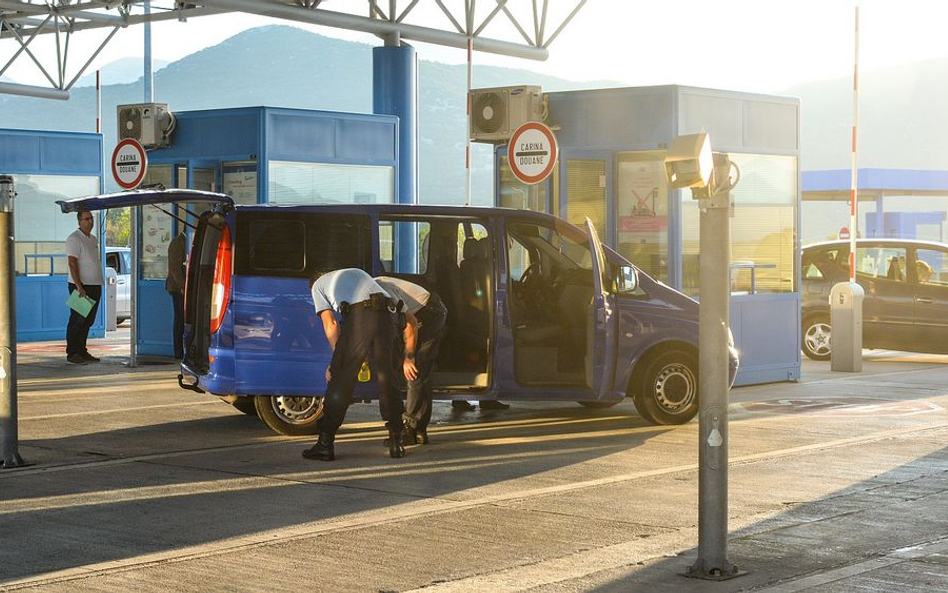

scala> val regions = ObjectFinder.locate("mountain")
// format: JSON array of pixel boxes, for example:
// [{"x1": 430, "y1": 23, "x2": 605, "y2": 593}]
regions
[
  {"x1": 779, "y1": 56, "x2": 948, "y2": 171},
  {"x1": 0, "y1": 25, "x2": 617, "y2": 202},
  {"x1": 74, "y1": 57, "x2": 171, "y2": 87}
]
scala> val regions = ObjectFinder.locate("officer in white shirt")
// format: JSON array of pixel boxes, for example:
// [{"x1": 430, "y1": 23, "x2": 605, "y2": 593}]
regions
[
  {"x1": 303, "y1": 268, "x2": 404, "y2": 461},
  {"x1": 375, "y1": 276, "x2": 448, "y2": 446},
  {"x1": 64, "y1": 209, "x2": 104, "y2": 365}
]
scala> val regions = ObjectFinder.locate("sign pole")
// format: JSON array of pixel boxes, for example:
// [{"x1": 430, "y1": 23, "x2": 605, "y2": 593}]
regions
[{"x1": 0, "y1": 175, "x2": 24, "y2": 469}]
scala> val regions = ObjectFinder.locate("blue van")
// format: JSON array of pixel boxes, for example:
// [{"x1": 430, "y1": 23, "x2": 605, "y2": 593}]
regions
[{"x1": 59, "y1": 189, "x2": 738, "y2": 435}]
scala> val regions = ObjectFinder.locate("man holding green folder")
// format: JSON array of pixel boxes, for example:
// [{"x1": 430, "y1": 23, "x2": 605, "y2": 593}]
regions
[{"x1": 65, "y1": 209, "x2": 103, "y2": 365}]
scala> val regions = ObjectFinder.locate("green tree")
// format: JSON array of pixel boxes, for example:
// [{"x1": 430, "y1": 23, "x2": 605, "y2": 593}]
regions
[{"x1": 106, "y1": 209, "x2": 130, "y2": 247}]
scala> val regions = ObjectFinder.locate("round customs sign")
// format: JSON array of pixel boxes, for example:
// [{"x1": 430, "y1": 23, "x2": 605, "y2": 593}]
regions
[
  {"x1": 111, "y1": 138, "x2": 148, "y2": 190},
  {"x1": 509, "y1": 122, "x2": 558, "y2": 185}
]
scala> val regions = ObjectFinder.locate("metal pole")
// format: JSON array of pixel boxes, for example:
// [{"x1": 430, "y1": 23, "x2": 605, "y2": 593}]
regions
[
  {"x1": 686, "y1": 154, "x2": 740, "y2": 580},
  {"x1": 129, "y1": 206, "x2": 138, "y2": 367},
  {"x1": 144, "y1": 0, "x2": 153, "y2": 103},
  {"x1": 0, "y1": 174, "x2": 24, "y2": 469}
]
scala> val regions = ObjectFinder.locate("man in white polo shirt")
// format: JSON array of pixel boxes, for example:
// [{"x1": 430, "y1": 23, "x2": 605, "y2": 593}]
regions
[{"x1": 64, "y1": 209, "x2": 104, "y2": 365}]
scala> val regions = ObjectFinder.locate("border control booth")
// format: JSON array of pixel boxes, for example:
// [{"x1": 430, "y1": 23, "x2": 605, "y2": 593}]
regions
[
  {"x1": 0, "y1": 128, "x2": 105, "y2": 342},
  {"x1": 494, "y1": 85, "x2": 801, "y2": 385},
  {"x1": 137, "y1": 106, "x2": 398, "y2": 356}
]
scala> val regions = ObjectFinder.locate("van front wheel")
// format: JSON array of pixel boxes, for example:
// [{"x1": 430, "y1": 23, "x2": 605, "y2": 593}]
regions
[
  {"x1": 254, "y1": 395, "x2": 323, "y2": 436},
  {"x1": 633, "y1": 350, "x2": 699, "y2": 425}
]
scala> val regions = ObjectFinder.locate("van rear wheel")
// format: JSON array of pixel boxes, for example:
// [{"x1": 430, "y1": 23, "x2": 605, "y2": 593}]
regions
[
  {"x1": 634, "y1": 350, "x2": 699, "y2": 425},
  {"x1": 254, "y1": 395, "x2": 323, "y2": 436}
]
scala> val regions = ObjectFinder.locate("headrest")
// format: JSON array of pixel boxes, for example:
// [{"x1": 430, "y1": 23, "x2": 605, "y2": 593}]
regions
[{"x1": 463, "y1": 238, "x2": 489, "y2": 260}]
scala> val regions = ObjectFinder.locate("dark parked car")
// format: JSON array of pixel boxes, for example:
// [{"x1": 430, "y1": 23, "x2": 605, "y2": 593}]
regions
[{"x1": 801, "y1": 239, "x2": 948, "y2": 360}]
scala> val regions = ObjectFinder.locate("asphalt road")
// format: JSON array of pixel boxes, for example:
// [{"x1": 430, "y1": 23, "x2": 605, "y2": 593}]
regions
[{"x1": 2, "y1": 333, "x2": 948, "y2": 592}]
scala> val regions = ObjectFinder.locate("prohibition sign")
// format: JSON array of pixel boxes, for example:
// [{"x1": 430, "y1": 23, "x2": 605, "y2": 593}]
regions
[
  {"x1": 111, "y1": 138, "x2": 148, "y2": 190},
  {"x1": 509, "y1": 122, "x2": 558, "y2": 185}
]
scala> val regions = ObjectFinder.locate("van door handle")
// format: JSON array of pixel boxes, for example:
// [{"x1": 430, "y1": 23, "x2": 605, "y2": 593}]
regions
[{"x1": 915, "y1": 297, "x2": 933, "y2": 304}]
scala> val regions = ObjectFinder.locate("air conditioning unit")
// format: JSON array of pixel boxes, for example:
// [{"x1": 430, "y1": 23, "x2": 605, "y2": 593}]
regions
[
  {"x1": 469, "y1": 85, "x2": 545, "y2": 143},
  {"x1": 117, "y1": 103, "x2": 176, "y2": 149}
]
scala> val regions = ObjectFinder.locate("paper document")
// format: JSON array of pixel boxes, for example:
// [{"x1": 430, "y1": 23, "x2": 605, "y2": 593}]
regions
[{"x1": 66, "y1": 290, "x2": 96, "y2": 317}]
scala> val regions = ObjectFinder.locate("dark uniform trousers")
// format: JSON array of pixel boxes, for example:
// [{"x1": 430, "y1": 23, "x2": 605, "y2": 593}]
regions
[
  {"x1": 66, "y1": 283, "x2": 102, "y2": 357},
  {"x1": 403, "y1": 297, "x2": 448, "y2": 431},
  {"x1": 317, "y1": 304, "x2": 403, "y2": 436}
]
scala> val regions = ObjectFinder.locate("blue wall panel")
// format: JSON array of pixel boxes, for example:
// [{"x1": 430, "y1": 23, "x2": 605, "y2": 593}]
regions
[
  {"x1": 41, "y1": 136, "x2": 103, "y2": 172},
  {"x1": 267, "y1": 113, "x2": 336, "y2": 161},
  {"x1": 0, "y1": 134, "x2": 41, "y2": 170},
  {"x1": 335, "y1": 118, "x2": 397, "y2": 163},
  {"x1": 15, "y1": 276, "x2": 104, "y2": 342},
  {"x1": 136, "y1": 281, "x2": 174, "y2": 356}
]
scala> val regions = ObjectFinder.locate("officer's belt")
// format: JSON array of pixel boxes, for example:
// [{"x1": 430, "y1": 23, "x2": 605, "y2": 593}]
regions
[{"x1": 340, "y1": 293, "x2": 390, "y2": 316}]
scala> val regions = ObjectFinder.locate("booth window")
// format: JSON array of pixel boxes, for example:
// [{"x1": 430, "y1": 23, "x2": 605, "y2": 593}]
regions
[
  {"x1": 498, "y1": 156, "x2": 555, "y2": 212},
  {"x1": 267, "y1": 161, "x2": 394, "y2": 205},
  {"x1": 682, "y1": 153, "x2": 797, "y2": 296},
  {"x1": 616, "y1": 151, "x2": 669, "y2": 282},
  {"x1": 13, "y1": 174, "x2": 100, "y2": 276},
  {"x1": 564, "y1": 159, "x2": 606, "y2": 241}
]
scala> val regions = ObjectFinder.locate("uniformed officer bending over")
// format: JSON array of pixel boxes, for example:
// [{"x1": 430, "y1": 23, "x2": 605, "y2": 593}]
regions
[
  {"x1": 375, "y1": 276, "x2": 448, "y2": 446},
  {"x1": 303, "y1": 268, "x2": 405, "y2": 461}
]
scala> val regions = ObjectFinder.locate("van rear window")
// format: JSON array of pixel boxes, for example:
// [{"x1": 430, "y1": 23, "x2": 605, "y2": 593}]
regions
[{"x1": 235, "y1": 212, "x2": 371, "y2": 277}]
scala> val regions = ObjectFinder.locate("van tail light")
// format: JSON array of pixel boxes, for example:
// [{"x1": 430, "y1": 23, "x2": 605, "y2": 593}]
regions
[{"x1": 210, "y1": 224, "x2": 232, "y2": 334}]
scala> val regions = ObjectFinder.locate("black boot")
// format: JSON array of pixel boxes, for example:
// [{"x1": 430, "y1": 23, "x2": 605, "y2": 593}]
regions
[
  {"x1": 388, "y1": 428, "x2": 406, "y2": 459},
  {"x1": 302, "y1": 432, "x2": 335, "y2": 461}
]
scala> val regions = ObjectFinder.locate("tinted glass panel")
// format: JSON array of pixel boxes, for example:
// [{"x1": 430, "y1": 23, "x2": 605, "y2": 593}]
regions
[
  {"x1": 235, "y1": 212, "x2": 370, "y2": 277},
  {"x1": 250, "y1": 220, "x2": 305, "y2": 271}
]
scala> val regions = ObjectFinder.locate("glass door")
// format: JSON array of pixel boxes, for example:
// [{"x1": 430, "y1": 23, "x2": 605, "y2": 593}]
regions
[{"x1": 560, "y1": 152, "x2": 612, "y2": 245}]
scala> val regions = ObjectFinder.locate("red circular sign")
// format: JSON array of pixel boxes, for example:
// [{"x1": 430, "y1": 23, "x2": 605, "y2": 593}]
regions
[
  {"x1": 508, "y1": 122, "x2": 558, "y2": 185},
  {"x1": 111, "y1": 138, "x2": 148, "y2": 190}
]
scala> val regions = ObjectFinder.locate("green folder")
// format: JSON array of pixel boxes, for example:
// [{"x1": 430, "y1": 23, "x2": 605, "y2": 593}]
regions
[{"x1": 66, "y1": 289, "x2": 96, "y2": 317}]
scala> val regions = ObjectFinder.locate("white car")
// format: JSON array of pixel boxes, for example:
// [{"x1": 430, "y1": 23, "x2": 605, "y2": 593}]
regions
[{"x1": 105, "y1": 246, "x2": 131, "y2": 323}]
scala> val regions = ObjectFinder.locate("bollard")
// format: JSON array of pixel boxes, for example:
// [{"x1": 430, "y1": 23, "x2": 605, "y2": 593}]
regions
[{"x1": 830, "y1": 282, "x2": 864, "y2": 372}]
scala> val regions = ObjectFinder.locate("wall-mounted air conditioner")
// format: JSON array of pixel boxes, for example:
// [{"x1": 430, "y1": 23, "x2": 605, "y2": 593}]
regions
[
  {"x1": 469, "y1": 85, "x2": 545, "y2": 143},
  {"x1": 116, "y1": 103, "x2": 176, "y2": 149}
]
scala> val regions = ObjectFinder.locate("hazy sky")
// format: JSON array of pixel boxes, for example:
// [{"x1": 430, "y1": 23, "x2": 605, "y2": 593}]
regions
[{"x1": 2, "y1": 1, "x2": 947, "y2": 93}]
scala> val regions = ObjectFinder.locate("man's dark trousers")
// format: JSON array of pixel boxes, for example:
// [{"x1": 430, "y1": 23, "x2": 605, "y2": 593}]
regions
[
  {"x1": 403, "y1": 302, "x2": 447, "y2": 431},
  {"x1": 317, "y1": 305, "x2": 402, "y2": 435},
  {"x1": 170, "y1": 290, "x2": 184, "y2": 358},
  {"x1": 66, "y1": 283, "x2": 101, "y2": 357}
]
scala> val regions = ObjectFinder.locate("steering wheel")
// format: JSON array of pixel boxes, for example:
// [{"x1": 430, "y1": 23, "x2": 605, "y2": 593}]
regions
[{"x1": 519, "y1": 262, "x2": 543, "y2": 291}]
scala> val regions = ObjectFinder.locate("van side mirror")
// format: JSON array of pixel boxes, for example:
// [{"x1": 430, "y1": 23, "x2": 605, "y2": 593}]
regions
[{"x1": 617, "y1": 265, "x2": 638, "y2": 293}]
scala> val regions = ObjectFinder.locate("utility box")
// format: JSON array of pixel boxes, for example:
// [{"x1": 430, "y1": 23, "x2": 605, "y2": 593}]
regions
[{"x1": 830, "y1": 282, "x2": 864, "y2": 372}]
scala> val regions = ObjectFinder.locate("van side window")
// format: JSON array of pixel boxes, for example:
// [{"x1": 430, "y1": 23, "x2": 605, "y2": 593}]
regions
[
  {"x1": 250, "y1": 220, "x2": 305, "y2": 271},
  {"x1": 235, "y1": 212, "x2": 371, "y2": 277},
  {"x1": 379, "y1": 220, "x2": 430, "y2": 274}
]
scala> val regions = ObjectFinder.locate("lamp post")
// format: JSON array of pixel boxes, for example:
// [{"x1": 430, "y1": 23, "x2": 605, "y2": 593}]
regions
[
  {"x1": 0, "y1": 174, "x2": 24, "y2": 469},
  {"x1": 665, "y1": 135, "x2": 742, "y2": 580}
]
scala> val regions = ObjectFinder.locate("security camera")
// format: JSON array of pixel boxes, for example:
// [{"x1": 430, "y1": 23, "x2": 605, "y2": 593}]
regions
[{"x1": 664, "y1": 132, "x2": 713, "y2": 190}]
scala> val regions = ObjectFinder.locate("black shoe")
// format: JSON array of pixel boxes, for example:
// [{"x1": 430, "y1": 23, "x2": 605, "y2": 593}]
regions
[
  {"x1": 302, "y1": 433, "x2": 335, "y2": 461},
  {"x1": 401, "y1": 424, "x2": 430, "y2": 445},
  {"x1": 388, "y1": 429, "x2": 406, "y2": 459},
  {"x1": 480, "y1": 400, "x2": 510, "y2": 410},
  {"x1": 66, "y1": 353, "x2": 89, "y2": 365},
  {"x1": 452, "y1": 400, "x2": 476, "y2": 411},
  {"x1": 82, "y1": 352, "x2": 101, "y2": 363}
]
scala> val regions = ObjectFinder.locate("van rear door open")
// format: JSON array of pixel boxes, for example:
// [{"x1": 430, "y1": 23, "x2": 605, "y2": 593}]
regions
[{"x1": 57, "y1": 189, "x2": 235, "y2": 376}]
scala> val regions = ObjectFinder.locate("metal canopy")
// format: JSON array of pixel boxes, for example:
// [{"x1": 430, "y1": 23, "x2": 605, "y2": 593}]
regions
[{"x1": 0, "y1": 0, "x2": 587, "y2": 99}]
